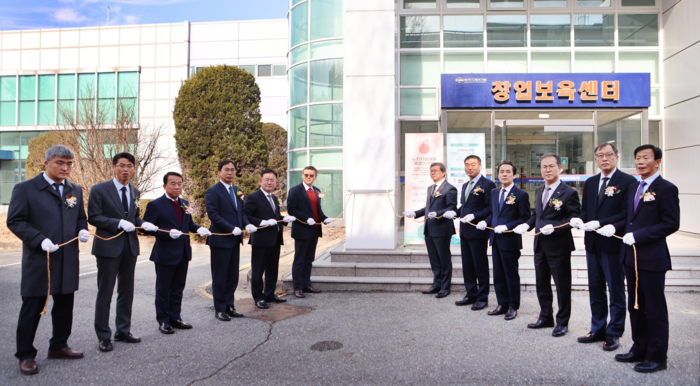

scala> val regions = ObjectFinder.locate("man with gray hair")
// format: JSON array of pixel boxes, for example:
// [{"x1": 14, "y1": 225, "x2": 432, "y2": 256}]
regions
[
  {"x1": 7, "y1": 145, "x2": 91, "y2": 375},
  {"x1": 404, "y1": 162, "x2": 458, "y2": 298}
]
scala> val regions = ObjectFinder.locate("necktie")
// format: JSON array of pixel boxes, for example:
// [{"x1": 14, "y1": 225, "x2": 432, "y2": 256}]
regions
[
  {"x1": 597, "y1": 177, "x2": 610, "y2": 206},
  {"x1": 120, "y1": 187, "x2": 129, "y2": 216},
  {"x1": 229, "y1": 187, "x2": 237, "y2": 210},
  {"x1": 463, "y1": 180, "x2": 473, "y2": 204},
  {"x1": 267, "y1": 194, "x2": 276, "y2": 212},
  {"x1": 542, "y1": 186, "x2": 551, "y2": 211},
  {"x1": 499, "y1": 188, "x2": 506, "y2": 211},
  {"x1": 633, "y1": 181, "x2": 646, "y2": 212},
  {"x1": 52, "y1": 182, "x2": 62, "y2": 199}
]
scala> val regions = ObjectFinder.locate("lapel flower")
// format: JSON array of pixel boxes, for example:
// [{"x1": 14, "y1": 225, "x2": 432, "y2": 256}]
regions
[
  {"x1": 133, "y1": 196, "x2": 141, "y2": 209},
  {"x1": 65, "y1": 194, "x2": 77, "y2": 209},
  {"x1": 236, "y1": 190, "x2": 244, "y2": 200},
  {"x1": 318, "y1": 192, "x2": 325, "y2": 199},
  {"x1": 604, "y1": 186, "x2": 620, "y2": 197},
  {"x1": 180, "y1": 202, "x2": 194, "y2": 215},
  {"x1": 642, "y1": 191, "x2": 656, "y2": 202},
  {"x1": 472, "y1": 186, "x2": 485, "y2": 195},
  {"x1": 549, "y1": 198, "x2": 563, "y2": 211},
  {"x1": 505, "y1": 194, "x2": 516, "y2": 205},
  {"x1": 277, "y1": 198, "x2": 283, "y2": 206},
  {"x1": 432, "y1": 190, "x2": 441, "y2": 198}
]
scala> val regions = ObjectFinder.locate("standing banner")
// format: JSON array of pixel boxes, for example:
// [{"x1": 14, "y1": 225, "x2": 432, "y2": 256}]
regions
[
  {"x1": 446, "y1": 133, "x2": 486, "y2": 245},
  {"x1": 404, "y1": 133, "x2": 444, "y2": 245}
]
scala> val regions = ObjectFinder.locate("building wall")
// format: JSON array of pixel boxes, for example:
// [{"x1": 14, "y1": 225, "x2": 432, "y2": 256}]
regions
[{"x1": 662, "y1": 0, "x2": 700, "y2": 235}]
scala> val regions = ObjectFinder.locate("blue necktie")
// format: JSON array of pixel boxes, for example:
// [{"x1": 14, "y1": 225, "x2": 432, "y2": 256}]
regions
[
  {"x1": 229, "y1": 186, "x2": 237, "y2": 210},
  {"x1": 120, "y1": 187, "x2": 129, "y2": 217},
  {"x1": 499, "y1": 188, "x2": 506, "y2": 212}
]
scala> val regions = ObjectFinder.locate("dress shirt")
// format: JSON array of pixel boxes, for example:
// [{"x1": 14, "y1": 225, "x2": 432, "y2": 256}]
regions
[
  {"x1": 43, "y1": 172, "x2": 64, "y2": 197},
  {"x1": 113, "y1": 178, "x2": 130, "y2": 208}
]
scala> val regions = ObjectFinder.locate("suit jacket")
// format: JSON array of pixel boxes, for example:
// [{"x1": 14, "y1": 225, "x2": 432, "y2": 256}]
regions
[
  {"x1": 415, "y1": 180, "x2": 458, "y2": 238},
  {"x1": 7, "y1": 174, "x2": 88, "y2": 297},
  {"x1": 458, "y1": 175, "x2": 496, "y2": 239},
  {"x1": 143, "y1": 195, "x2": 201, "y2": 265},
  {"x1": 87, "y1": 180, "x2": 145, "y2": 258},
  {"x1": 526, "y1": 182, "x2": 581, "y2": 256},
  {"x1": 243, "y1": 189, "x2": 286, "y2": 248},
  {"x1": 205, "y1": 181, "x2": 250, "y2": 248},
  {"x1": 485, "y1": 186, "x2": 531, "y2": 251},
  {"x1": 287, "y1": 183, "x2": 328, "y2": 240},
  {"x1": 580, "y1": 170, "x2": 637, "y2": 254},
  {"x1": 612, "y1": 176, "x2": 679, "y2": 272}
]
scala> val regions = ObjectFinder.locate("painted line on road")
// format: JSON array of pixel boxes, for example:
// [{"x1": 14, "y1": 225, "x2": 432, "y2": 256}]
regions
[
  {"x1": 79, "y1": 259, "x2": 151, "y2": 277},
  {"x1": 0, "y1": 262, "x2": 21, "y2": 268}
]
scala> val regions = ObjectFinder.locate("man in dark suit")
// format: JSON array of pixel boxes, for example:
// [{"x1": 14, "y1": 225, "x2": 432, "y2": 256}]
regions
[
  {"x1": 478, "y1": 161, "x2": 530, "y2": 320},
  {"x1": 455, "y1": 155, "x2": 495, "y2": 310},
  {"x1": 243, "y1": 168, "x2": 296, "y2": 309},
  {"x1": 87, "y1": 152, "x2": 158, "y2": 352},
  {"x1": 143, "y1": 172, "x2": 211, "y2": 334},
  {"x1": 570, "y1": 143, "x2": 636, "y2": 352},
  {"x1": 205, "y1": 160, "x2": 257, "y2": 321},
  {"x1": 599, "y1": 144, "x2": 679, "y2": 373},
  {"x1": 287, "y1": 166, "x2": 332, "y2": 298},
  {"x1": 7, "y1": 145, "x2": 90, "y2": 375},
  {"x1": 514, "y1": 153, "x2": 581, "y2": 337},
  {"x1": 404, "y1": 162, "x2": 458, "y2": 298}
]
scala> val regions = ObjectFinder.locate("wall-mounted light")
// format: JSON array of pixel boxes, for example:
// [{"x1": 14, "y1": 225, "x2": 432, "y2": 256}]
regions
[{"x1": 539, "y1": 113, "x2": 550, "y2": 119}]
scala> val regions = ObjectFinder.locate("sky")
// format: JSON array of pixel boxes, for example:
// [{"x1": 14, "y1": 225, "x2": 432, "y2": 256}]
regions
[{"x1": 0, "y1": 0, "x2": 290, "y2": 31}]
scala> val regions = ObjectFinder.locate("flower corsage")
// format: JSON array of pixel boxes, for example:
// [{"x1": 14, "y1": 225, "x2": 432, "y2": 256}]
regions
[
  {"x1": 549, "y1": 198, "x2": 563, "y2": 211},
  {"x1": 236, "y1": 190, "x2": 244, "y2": 200},
  {"x1": 180, "y1": 203, "x2": 194, "y2": 215},
  {"x1": 642, "y1": 191, "x2": 656, "y2": 202},
  {"x1": 604, "y1": 186, "x2": 620, "y2": 197},
  {"x1": 472, "y1": 186, "x2": 485, "y2": 195},
  {"x1": 432, "y1": 190, "x2": 441, "y2": 198},
  {"x1": 65, "y1": 194, "x2": 77, "y2": 209},
  {"x1": 505, "y1": 194, "x2": 516, "y2": 205}
]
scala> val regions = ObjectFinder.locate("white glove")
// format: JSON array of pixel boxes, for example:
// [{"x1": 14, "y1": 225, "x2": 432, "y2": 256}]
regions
[
  {"x1": 403, "y1": 211, "x2": 416, "y2": 218},
  {"x1": 583, "y1": 221, "x2": 600, "y2": 232},
  {"x1": 597, "y1": 224, "x2": 615, "y2": 237},
  {"x1": 514, "y1": 224, "x2": 530, "y2": 235},
  {"x1": 245, "y1": 224, "x2": 258, "y2": 233},
  {"x1": 570, "y1": 218, "x2": 584, "y2": 229},
  {"x1": 623, "y1": 233, "x2": 635, "y2": 245},
  {"x1": 260, "y1": 219, "x2": 276, "y2": 227},
  {"x1": 494, "y1": 225, "x2": 508, "y2": 234},
  {"x1": 324, "y1": 218, "x2": 333, "y2": 225},
  {"x1": 41, "y1": 238, "x2": 59, "y2": 253},
  {"x1": 428, "y1": 212, "x2": 437, "y2": 219},
  {"x1": 307, "y1": 218, "x2": 316, "y2": 226},
  {"x1": 540, "y1": 224, "x2": 554, "y2": 235},
  {"x1": 443, "y1": 211, "x2": 457, "y2": 219},
  {"x1": 232, "y1": 227, "x2": 242, "y2": 236},
  {"x1": 119, "y1": 220, "x2": 135, "y2": 232},
  {"x1": 197, "y1": 227, "x2": 212, "y2": 237},
  {"x1": 169, "y1": 229, "x2": 182, "y2": 239},
  {"x1": 141, "y1": 222, "x2": 158, "y2": 232},
  {"x1": 476, "y1": 221, "x2": 487, "y2": 230},
  {"x1": 283, "y1": 216, "x2": 296, "y2": 223},
  {"x1": 462, "y1": 214, "x2": 475, "y2": 223},
  {"x1": 78, "y1": 229, "x2": 91, "y2": 242}
]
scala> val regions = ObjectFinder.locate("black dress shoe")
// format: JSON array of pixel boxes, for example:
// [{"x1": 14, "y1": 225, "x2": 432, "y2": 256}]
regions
[
  {"x1": 504, "y1": 307, "x2": 517, "y2": 320},
  {"x1": 435, "y1": 290, "x2": 450, "y2": 298},
  {"x1": 603, "y1": 335, "x2": 620, "y2": 351},
  {"x1": 634, "y1": 360, "x2": 667, "y2": 373},
  {"x1": 577, "y1": 331, "x2": 606, "y2": 343},
  {"x1": 488, "y1": 305, "x2": 507, "y2": 315},
  {"x1": 552, "y1": 325, "x2": 568, "y2": 337},
  {"x1": 527, "y1": 319, "x2": 555, "y2": 329},
  {"x1": 98, "y1": 339, "x2": 113, "y2": 352},
  {"x1": 302, "y1": 286, "x2": 322, "y2": 293},
  {"x1": 170, "y1": 320, "x2": 193, "y2": 329},
  {"x1": 455, "y1": 296, "x2": 476, "y2": 306},
  {"x1": 267, "y1": 295, "x2": 287, "y2": 303},
  {"x1": 226, "y1": 306, "x2": 244, "y2": 318},
  {"x1": 421, "y1": 286, "x2": 440, "y2": 294},
  {"x1": 159, "y1": 323, "x2": 175, "y2": 334},
  {"x1": 215, "y1": 312, "x2": 231, "y2": 322},
  {"x1": 471, "y1": 301, "x2": 488, "y2": 310},
  {"x1": 615, "y1": 351, "x2": 645, "y2": 363},
  {"x1": 294, "y1": 290, "x2": 305, "y2": 298},
  {"x1": 114, "y1": 333, "x2": 141, "y2": 343},
  {"x1": 256, "y1": 300, "x2": 269, "y2": 309}
]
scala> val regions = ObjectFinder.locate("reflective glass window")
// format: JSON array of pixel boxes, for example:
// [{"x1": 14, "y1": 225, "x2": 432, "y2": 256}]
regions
[
  {"x1": 574, "y1": 14, "x2": 614, "y2": 46},
  {"x1": 310, "y1": 150, "x2": 342, "y2": 168},
  {"x1": 650, "y1": 89, "x2": 660, "y2": 116},
  {"x1": 57, "y1": 74, "x2": 75, "y2": 124},
  {"x1": 403, "y1": 0, "x2": 437, "y2": 9},
  {"x1": 290, "y1": 150, "x2": 308, "y2": 169},
  {"x1": 446, "y1": 0, "x2": 480, "y2": 8},
  {"x1": 490, "y1": 0, "x2": 524, "y2": 8},
  {"x1": 258, "y1": 65, "x2": 272, "y2": 77},
  {"x1": 311, "y1": 0, "x2": 343, "y2": 40},
  {"x1": 38, "y1": 75, "x2": 55, "y2": 101},
  {"x1": 0, "y1": 77, "x2": 16, "y2": 101},
  {"x1": 618, "y1": 14, "x2": 658, "y2": 47},
  {"x1": 400, "y1": 53, "x2": 440, "y2": 86},
  {"x1": 315, "y1": 170, "x2": 343, "y2": 217},
  {"x1": 117, "y1": 72, "x2": 137, "y2": 98},
  {"x1": 117, "y1": 72, "x2": 137, "y2": 122},
  {"x1": 534, "y1": 0, "x2": 568, "y2": 6},
  {"x1": 577, "y1": 0, "x2": 611, "y2": 6},
  {"x1": 18, "y1": 76, "x2": 36, "y2": 126},
  {"x1": 37, "y1": 75, "x2": 55, "y2": 125},
  {"x1": 291, "y1": 2, "x2": 308, "y2": 47},
  {"x1": 531, "y1": 52, "x2": 571, "y2": 73},
  {"x1": 400, "y1": 16, "x2": 440, "y2": 48},
  {"x1": 273, "y1": 65, "x2": 287, "y2": 76},
  {"x1": 290, "y1": 63, "x2": 308, "y2": 107},
  {"x1": 309, "y1": 59, "x2": 343, "y2": 103},
  {"x1": 621, "y1": 0, "x2": 655, "y2": 5},
  {"x1": 239, "y1": 65, "x2": 255, "y2": 76},
  {"x1": 400, "y1": 88, "x2": 436, "y2": 116},
  {"x1": 619, "y1": 52, "x2": 659, "y2": 84},
  {"x1": 597, "y1": 112, "x2": 641, "y2": 169},
  {"x1": 574, "y1": 52, "x2": 614, "y2": 72},
  {"x1": 310, "y1": 40, "x2": 343, "y2": 59},
  {"x1": 487, "y1": 15, "x2": 527, "y2": 47},
  {"x1": 444, "y1": 15, "x2": 484, "y2": 48},
  {"x1": 291, "y1": 44, "x2": 308, "y2": 65},
  {"x1": 77, "y1": 73, "x2": 95, "y2": 99},
  {"x1": 487, "y1": 52, "x2": 527, "y2": 73},
  {"x1": 310, "y1": 104, "x2": 343, "y2": 147},
  {"x1": 289, "y1": 107, "x2": 307, "y2": 149},
  {"x1": 444, "y1": 52, "x2": 484, "y2": 73},
  {"x1": 531, "y1": 14, "x2": 570, "y2": 47},
  {"x1": 0, "y1": 102, "x2": 15, "y2": 126}
]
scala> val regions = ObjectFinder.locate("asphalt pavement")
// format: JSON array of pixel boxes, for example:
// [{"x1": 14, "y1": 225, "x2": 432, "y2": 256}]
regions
[{"x1": 0, "y1": 251, "x2": 698, "y2": 385}]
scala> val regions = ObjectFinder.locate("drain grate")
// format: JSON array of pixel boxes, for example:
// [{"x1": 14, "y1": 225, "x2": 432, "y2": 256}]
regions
[{"x1": 310, "y1": 341, "x2": 343, "y2": 352}]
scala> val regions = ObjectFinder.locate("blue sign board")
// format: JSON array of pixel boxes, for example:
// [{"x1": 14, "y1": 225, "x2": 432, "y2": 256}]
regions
[{"x1": 441, "y1": 73, "x2": 650, "y2": 109}]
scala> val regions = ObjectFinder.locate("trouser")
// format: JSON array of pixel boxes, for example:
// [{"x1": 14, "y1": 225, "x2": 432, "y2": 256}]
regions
[
  {"x1": 250, "y1": 245, "x2": 281, "y2": 302},
  {"x1": 15, "y1": 293, "x2": 74, "y2": 360},
  {"x1": 154, "y1": 258, "x2": 189, "y2": 324},
  {"x1": 425, "y1": 233, "x2": 452, "y2": 291},
  {"x1": 534, "y1": 249, "x2": 572, "y2": 326},
  {"x1": 586, "y1": 250, "x2": 626, "y2": 337},
  {"x1": 210, "y1": 245, "x2": 241, "y2": 313},
  {"x1": 292, "y1": 237, "x2": 319, "y2": 291},
  {"x1": 460, "y1": 236, "x2": 489, "y2": 301},
  {"x1": 625, "y1": 265, "x2": 668, "y2": 363},
  {"x1": 94, "y1": 247, "x2": 137, "y2": 341},
  {"x1": 492, "y1": 243, "x2": 521, "y2": 309}
]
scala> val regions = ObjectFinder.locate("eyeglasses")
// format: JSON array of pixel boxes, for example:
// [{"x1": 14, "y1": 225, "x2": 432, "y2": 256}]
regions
[
  {"x1": 261, "y1": 178, "x2": 277, "y2": 183},
  {"x1": 303, "y1": 174, "x2": 316, "y2": 178},
  {"x1": 595, "y1": 152, "x2": 616, "y2": 159},
  {"x1": 541, "y1": 165, "x2": 558, "y2": 171},
  {"x1": 115, "y1": 163, "x2": 134, "y2": 169},
  {"x1": 56, "y1": 162, "x2": 74, "y2": 169}
]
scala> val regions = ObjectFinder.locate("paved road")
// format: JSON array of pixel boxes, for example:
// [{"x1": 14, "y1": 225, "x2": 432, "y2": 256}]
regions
[{"x1": 0, "y1": 252, "x2": 698, "y2": 385}]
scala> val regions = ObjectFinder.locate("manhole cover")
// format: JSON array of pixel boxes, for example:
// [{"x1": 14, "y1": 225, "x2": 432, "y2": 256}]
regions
[{"x1": 310, "y1": 341, "x2": 343, "y2": 352}]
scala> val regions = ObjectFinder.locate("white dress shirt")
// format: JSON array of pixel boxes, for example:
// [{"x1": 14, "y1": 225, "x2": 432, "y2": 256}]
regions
[
  {"x1": 220, "y1": 180, "x2": 237, "y2": 210},
  {"x1": 638, "y1": 172, "x2": 660, "y2": 195},
  {"x1": 43, "y1": 172, "x2": 64, "y2": 197},
  {"x1": 542, "y1": 179, "x2": 561, "y2": 207},
  {"x1": 598, "y1": 168, "x2": 617, "y2": 193},
  {"x1": 113, "y1": 178, "x2": 130, "y2": 209}
]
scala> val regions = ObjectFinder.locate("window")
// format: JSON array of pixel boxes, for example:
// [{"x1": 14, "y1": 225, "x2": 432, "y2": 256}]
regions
[
  {"x1": 310, "y1": 0, "x2": 343, "y2": 40},
  {"x1": 18, "y1": 76, "x2": 36, "y2": 126},
  {"x1": 273, "y1": 65, "x2": 287, "y2": 76},
  {"x1": 314, "y1": 170, "x2": 343, "y2": 217},
  {"x1": 57, "y1": 74, "x2": 75, "y2": 124},
  {"x1": 38, "y1": 75, "x2": 55, "y2": 125},
  {"x1": 291, "y1": 1, "x2": 308, "y2": 47},
  {"x1": 77, "y1": 73, "x2": 95, "y2": 123},
  {"x1": 290, "y1": 64, "x2": 308, "y2": 107},
  {"x1": 290, "y1": 150, "x2": 307, "y2": 169},
  {"x1": 487, "y1": 15, "x2": 527, "y2": 48},
  {"x1": 597, "y1": 112, "x2": 642, "y2": 169},
  {"x1": 311, "y1": 40, "x2": 343, "y2": 59},
  {"x1": 403, "y1": 0, "x2": 437, "y2": 9},
  {"x1": 618, "y1": 14, "x2": 658, "y2": 47},
  {"x1": 577, "y1": 0, "x2": 610, "y2": 6},
  {"x1": 444, "y1": 52, "x2": 484, "y2": 73},
  {"x1": 310, "y1": 150, "x2": 342, "y2": 168},
  {"x1": 574, "y1": 14, "x2": 614, "y2": 46},
  {"x1": 291, "y1": 45, "x2": 308, "y2": 65},
  {"x1": 400, "y1": 16, "x2": 440, "y2": 48},
  {"x1": 97, "y1": 73, "x2": 115, "y2": 124},
  {"x1": 309, "y1": 59, "x2": 343, "y2": 103},
  {"x1": 531, "y1": 52, "x2": 571, "y2": 73},
  {"x1": 400, "y1": 89, "x2": 436, "y2": 116},
  {"x1": 258, "y1": 65, "x2": 272, "y2": 77},
  {"x1": 574, "y1": 52, "x2": 614, "y2": 72},
  {"x1": 310, "y1": 104, "x2": 342, "y2": 147},
  {"x1": 446, "y1": 0, "x2": 480, "y2": 8},
  {"x1": 490, "y1": 0, "x2": 524, "y2": 8},
  {"x1": 117, "y1": 72, "x2": 138, "y2": 123},
  {"x1": 531, "y1": 14, "x2": 570, "y2": 47},
  {"x1": 400, "y1": 53, "x2": 440, "y2": 85},
  {"x1": 0, "y1": 77, "x2": 17, "y2": 126},
  {"x1": 488, "y1": 52, "x2": 527, "y2": 73},
  {"x1": 444, "y1": 15, "x2": 484, "y2": 48},
  {"x1": 239, "y1": 65, "x2": 255, "y2": 76},
  {"x1": 534, "y1": 0, "x2": 567, "y2": 6},
  {"x1": 619, "y1": 52, "x2": 659, "y2": 84},
  {"x1": 621, "y1": 0, "x2": 655, "y2": 6},
  {"x1": 289, "y1": 107, "x2": 307, "y2": 149}
]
